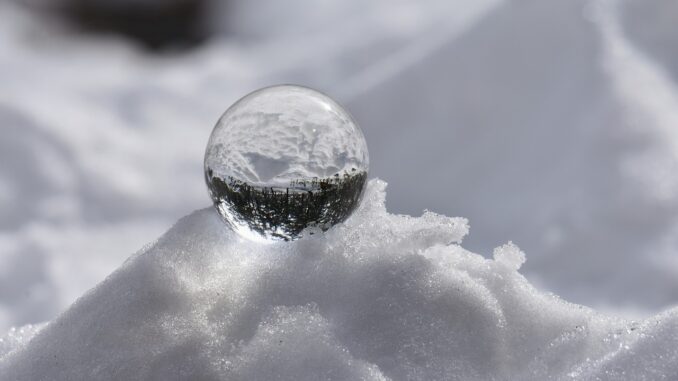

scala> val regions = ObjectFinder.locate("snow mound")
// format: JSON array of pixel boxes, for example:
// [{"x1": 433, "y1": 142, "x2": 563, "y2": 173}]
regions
[
  {"x1": 1, "y1": 180, "x2": 677, "y2": 380},
  {"x1": 0, "y1": 324, "x2": 44, "y2": 360}
]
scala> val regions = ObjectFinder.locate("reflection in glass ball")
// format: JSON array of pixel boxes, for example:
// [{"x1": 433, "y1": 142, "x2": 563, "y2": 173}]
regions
[{"x1": 204, "y1": 85, "x2": 369, "y2": 242}]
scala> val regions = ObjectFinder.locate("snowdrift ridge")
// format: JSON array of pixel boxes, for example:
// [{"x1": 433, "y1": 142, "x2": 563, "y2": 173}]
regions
[{"x1": 1, "y1": 180, "x2": 677, "y2": 380}]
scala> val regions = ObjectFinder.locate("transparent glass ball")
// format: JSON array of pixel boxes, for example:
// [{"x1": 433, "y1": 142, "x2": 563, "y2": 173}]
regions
[{"x1": 204, "y1": 85, "x2": 369, "y2": 242}]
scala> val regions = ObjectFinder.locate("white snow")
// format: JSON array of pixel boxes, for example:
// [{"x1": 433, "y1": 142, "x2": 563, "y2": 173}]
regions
[
  {"x1": 2, "y1": 0, "x2": 678, "y2": 367},
  {"x1": 492, "y1": 241, "x2": 526, "y2": 270},
  {"x1": 0, "y1": 324, "x2": 44, "y2": 360},
  {"x1": 1, "y1": 180, "x2": 676, "y2": 380}
]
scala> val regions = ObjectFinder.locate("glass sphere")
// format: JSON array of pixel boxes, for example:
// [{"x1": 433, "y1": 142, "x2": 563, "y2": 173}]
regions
[{"x1": 204, "y1": 85, "x2": 369, "y2": 242}]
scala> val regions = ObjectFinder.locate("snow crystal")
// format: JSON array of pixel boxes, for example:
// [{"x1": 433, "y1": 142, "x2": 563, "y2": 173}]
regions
[
  {"x1": 493, "y1": 241, "x2": 526, "y2": 270},
  {"x1": 0, "y1": 324, "x2": 44, "y2": 359},
  {"x1": 1, "y1": 180, "x2": 676, "y2": 380}
]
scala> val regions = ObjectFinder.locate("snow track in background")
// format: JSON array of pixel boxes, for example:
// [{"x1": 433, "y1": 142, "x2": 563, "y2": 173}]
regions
[
  {"x1": 595, "y1": 0, "x2": 678, "y2": 200},
  {"x1": 593, "y1": 0, "x2": 678, "y2": 293},
  {"x1": 336, "y1": 0, "x2": 504, "y2": 100}
]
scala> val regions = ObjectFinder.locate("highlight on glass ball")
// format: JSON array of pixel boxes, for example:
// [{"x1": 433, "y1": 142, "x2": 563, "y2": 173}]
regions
[{"x1": 204, "y1": 85, "x2": 369, "y2": 242}]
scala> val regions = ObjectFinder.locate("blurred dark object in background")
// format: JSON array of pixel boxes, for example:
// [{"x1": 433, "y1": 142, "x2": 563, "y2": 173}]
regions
[{"x1": 21, "y1": 0, "x2": 211, "y2": 50}]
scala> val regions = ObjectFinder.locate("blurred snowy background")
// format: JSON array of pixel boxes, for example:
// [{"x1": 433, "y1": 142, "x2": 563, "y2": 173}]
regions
[{"x1": 1, "y1": 0, "x2": 678, "y2": 332}]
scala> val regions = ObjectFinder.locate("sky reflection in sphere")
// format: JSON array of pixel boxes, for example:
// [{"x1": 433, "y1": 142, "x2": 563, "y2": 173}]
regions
[{"x1": 204, "y1": 85, "x2": 369, "y2": 242}]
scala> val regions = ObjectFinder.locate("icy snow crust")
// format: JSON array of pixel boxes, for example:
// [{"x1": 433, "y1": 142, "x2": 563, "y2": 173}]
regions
[{"x1": 1, "y1": 181, "x2": 677, "y2": 380}]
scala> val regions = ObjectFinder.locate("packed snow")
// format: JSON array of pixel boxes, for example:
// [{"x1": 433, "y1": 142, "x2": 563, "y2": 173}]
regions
[{"x1": 1, "y1": 180, "x2": 676, "y2": 380}]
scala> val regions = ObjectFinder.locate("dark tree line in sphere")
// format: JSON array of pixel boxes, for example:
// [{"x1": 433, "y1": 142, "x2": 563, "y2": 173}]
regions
[{"x1": 206, "y1": 168, "x2": 367, "y2": 240}]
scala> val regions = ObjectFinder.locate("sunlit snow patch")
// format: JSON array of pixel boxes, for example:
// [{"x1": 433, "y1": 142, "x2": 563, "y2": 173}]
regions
[{"x1": 0, "y1": 180, "x2": 676, "y2": 380}]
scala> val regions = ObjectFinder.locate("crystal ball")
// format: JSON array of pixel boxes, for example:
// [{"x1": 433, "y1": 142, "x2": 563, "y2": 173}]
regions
[{"x1": 204, "y1": 85, "x2": 369, "y2": 242}]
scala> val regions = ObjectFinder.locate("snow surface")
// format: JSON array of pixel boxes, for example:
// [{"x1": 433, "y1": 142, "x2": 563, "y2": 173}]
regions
[
  {"x1": 1, "y1": 180, "x2": 676, "y2": 380},
  {"x1": 2, "y1": 0, "x2": 678, "y2": 339}
]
